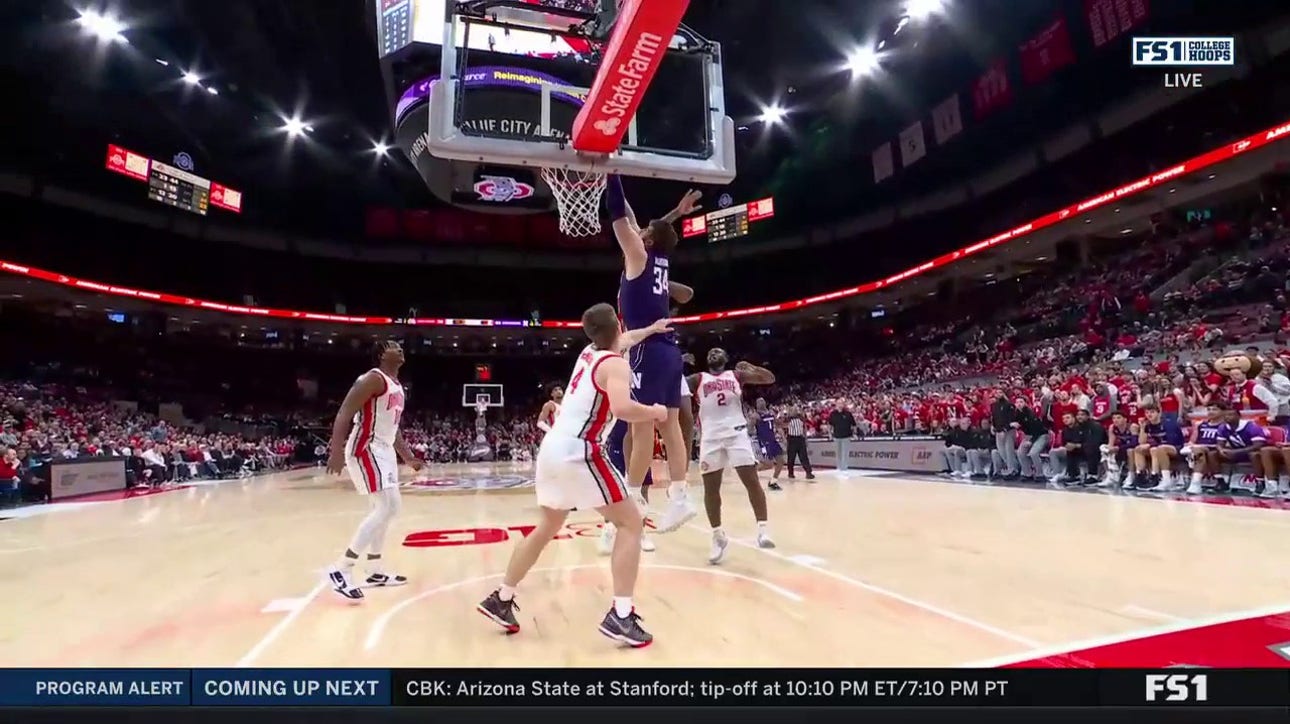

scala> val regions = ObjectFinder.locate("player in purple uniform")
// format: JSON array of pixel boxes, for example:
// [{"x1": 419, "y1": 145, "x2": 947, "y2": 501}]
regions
[
  {"x1": 1097, "y1": 412, "x2": 1136, "y2": 488},
  {"x1": 606, "y1": 175, "x2": 702, "y2": 533},
  {"x1": 752, "y1": 398, "x2": 786, "y2": 490},
  {"x1": 1136, "y1": 407, "x2": 1186, "y2": 491},
  {"x1": 1217, "y1": 403, "x2": 1271, "y2": 496},
  {"x1": 1181, "y1": 403, "x2": 1226, "y2": 494}
]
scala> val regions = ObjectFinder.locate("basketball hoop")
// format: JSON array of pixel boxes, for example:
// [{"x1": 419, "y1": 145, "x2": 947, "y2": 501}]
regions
[{"x1": 542, "y1": 166, "x2": 607, "y2": 237}]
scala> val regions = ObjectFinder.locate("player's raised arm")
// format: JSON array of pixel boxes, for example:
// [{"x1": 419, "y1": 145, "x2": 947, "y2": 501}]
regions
[
  {"x1": 326, "y1": 371, "x2": 386, "y2": 474},
  {"x1": 669, "y1": 281, "x2": 695, "y2": 304},
  {"x1": 606, "y1": 175, "x2": 648, "y2": 277},
  {"x1": 597, "y1": 355, "x2": 666, "y2": 424},
  {"x1": 734, "y1": 360, "x2": 776, "y2": 385},
  {"x1": 617, "y1": 318, "x2": 673, "y2": 353}
]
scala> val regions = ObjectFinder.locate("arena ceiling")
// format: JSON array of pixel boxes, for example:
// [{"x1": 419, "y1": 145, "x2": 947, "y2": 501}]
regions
[{"x1": 1, "y1": 0, "x2": 1284, "y2": 238}]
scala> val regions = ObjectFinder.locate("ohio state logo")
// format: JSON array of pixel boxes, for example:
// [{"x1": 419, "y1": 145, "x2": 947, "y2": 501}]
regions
[
  {"x1": 403, "y1": 474, "x2": 532, "y2": 492},
  {"x1": 473, "y1": 175, "x2": 535, "y2": 203}
]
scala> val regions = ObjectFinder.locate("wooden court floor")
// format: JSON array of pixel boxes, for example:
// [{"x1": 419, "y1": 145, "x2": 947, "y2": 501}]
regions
[{"x1": 3, "y1": 462, "x2": 1290, "y2": 668}]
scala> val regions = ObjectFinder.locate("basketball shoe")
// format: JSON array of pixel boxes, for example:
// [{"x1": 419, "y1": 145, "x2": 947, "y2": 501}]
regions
[
  {"x1": 477, "y1": 590, "x2": 520, "y2": 633},
  {"x1": 708, "y1": 529, "x2": 729, "y2": 564},
  {"x1": 324, "y1": 567, "x2": 364, "y2": 603},
  {"x1": 654, "y1": 490, "x2": 697, "y2": 533},
  {"x1": 598, "y1": 608, "x2": 652, "y2": 648},
  {"x1": 364, "y1": 573, "x2": 408, "y2": 587}
]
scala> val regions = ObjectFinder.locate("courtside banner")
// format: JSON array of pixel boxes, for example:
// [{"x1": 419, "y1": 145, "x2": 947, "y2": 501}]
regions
[
  {"x1": 49, "y1": 458, "x2": 127, "y2": 500},
  {"x1": 1, "y1": 669, "x2": 1288, "y2": 707},
  {"x1": 806, "y1": 437, "x2": 944, "y2": 473}
]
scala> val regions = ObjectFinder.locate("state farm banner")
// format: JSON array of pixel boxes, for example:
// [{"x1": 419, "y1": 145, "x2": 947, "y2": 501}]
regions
[
  {"x1": 1084, "y1": 0, "x2": 1148, "y2": 48},
  {"x1": 872, "y1": 142, "x2": 895, "y2": 183},
  {"x1": 1019, "y1": 16, "x2": 1076, "y2": 85},
  {"x1": 931, "y1": 93, "x2": 964, "y2": 145},
  {"x1": 805, "y1": 437, "x2": 944, "y2": 473},
  {"x1": 972, "y1": 59, "x2": 1013, "y2": 120},
  {"x1": 898, "y1": 121, "x2": 927, "y2": 167}
]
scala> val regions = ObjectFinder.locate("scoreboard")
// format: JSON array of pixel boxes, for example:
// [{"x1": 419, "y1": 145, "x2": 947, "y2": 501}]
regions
[
  {"x1": 681, "y1": 197, "x2": 774, "y2": 242},
  {"x1": 106, "y1": 144, "x2": 243, "y2": 217},
  {"x1": 148, "y1": 161, "x2": 209, "y2": 216}
]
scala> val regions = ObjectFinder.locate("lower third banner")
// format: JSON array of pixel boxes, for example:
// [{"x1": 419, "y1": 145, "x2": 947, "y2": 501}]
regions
[{"x1": 2, "y1": 669, "x2": 1289, "y2": 707}]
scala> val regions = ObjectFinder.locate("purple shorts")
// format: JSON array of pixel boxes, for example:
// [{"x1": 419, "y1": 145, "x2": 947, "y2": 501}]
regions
[
  {"x1": 628, "y1": 340, "x2": 682, "y2": 408},
  {"x1": 1224, "y1": 450, "x2": 1252, "y2": 464}
]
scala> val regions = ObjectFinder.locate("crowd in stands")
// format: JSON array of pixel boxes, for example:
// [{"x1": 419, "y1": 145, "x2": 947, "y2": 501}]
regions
[{"x1": 0, "y1": 380, "x2": 301, "y2": 506}]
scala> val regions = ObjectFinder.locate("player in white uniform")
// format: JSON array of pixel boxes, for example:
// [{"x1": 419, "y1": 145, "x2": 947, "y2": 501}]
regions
[
  {"x1": 536, "y1": 384, "x2": 563, "y2": 437},
  {"x1": 478, "y1": 304, "x2": 669, "y2": 648},
  {"x1": 323, "y1": 340, "x2": 424, "y2": 602},
  {"x1": 686, "y1": 348, "x2": 777, "y2": 565}
]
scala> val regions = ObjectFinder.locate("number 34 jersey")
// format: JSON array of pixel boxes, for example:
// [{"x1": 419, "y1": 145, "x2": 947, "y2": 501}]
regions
[{"x1": 696, "y1": 370, "x2": 746, "y2": 442}]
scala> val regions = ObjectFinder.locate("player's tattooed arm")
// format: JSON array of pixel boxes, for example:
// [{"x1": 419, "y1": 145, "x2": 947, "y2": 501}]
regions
[
  {"x1": 734, "y1": 361, "x2": 776, "y2": 385},
  {"x1": 617, "y1": 318, "x2": 673, "y2": 353},
  {"x1": 394, "y1": 431, "x2": 424, "y2": 471},
  {"x1": 668, "y1": 281, "x2": 695, "y2": 304},
  {"x1": 325, "y1": 371, "x2": 385, "y2": 474}
]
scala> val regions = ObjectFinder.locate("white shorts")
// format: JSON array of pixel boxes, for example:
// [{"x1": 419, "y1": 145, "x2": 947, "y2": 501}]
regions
[
  {"x1": 535, "y1": 435, "x2": 634, "y2": 512},
  {"x1": 680, "y1": 376, "x2": 691, "y2": 398},
  {"x1": 347, "y1": 442, "x2": 399, "y2": 495},
  {"x1": 698, "y1": 434, "x2": 757, "y2": 473}
]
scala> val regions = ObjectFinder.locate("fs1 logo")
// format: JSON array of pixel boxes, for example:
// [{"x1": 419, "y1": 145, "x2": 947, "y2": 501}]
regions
[
  {"x1": 1132, "y1": 37, "x2": 1234, "y2": 66},
  {"x1": 474, "y1": 175, "x2": 535, "y2": 203},
  {"x1": 1145, "y1": 674, "x2": 1208, "y2": 702}
]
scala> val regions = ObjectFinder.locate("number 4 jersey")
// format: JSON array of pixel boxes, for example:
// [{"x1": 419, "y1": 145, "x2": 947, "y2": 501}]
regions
[{"x1": 547, "y1": 345, "x2": 620, "y2": 446}]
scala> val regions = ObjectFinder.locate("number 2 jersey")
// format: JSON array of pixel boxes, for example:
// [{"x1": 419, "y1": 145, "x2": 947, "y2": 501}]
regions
[{"x1": 696, "y1": 370, "x2": 746, "y2": 442}]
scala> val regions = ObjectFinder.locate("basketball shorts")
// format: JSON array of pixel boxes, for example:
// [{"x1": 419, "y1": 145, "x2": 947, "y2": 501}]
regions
[
  {"x1": 347, "y1": 442, "x2": 399, "y2": 495},
  {"x1": 759, "y1": 438, "x2": 784, "y2": 459},
  {"x1": 680, "y1": 375, "x2": 691, "y2": 398},
  {"x1": 536, "y1": 434, "x2": 633, "y2": 512},
  {"x1": 628, "y1": 340, "x2": 683, "y2": 408},
  {"x1": 699, "y1": 434, "x2": 757, "y2": 473}
]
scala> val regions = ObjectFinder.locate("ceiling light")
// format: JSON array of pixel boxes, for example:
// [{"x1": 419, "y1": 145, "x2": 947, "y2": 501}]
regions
[
  {"x1": 77, "y1": 10, "x2": 128, "y2": 43},
  {"x1": 894, "y1": 16, "x2": 911, "y2": 34},
  {"x1": 758, "y1": 104, "x2": 787, "y2": 125},
  {"x1": 846, "y1": 47, "x2": 880, "y2": 77},
  {"x1": 906, "y1": 0, "x2": 945, "y2": 20},
  {"x1": 281, "y1": 117, "x2": 307, "y2": 137},
  {"x1": 181, "y1": 70, "x2": 201, "y2": 85},
  {"x1": 154, "y1": 58, "x2": 169, "y2": 66},
  {"x1": 372, "y1": 141, "x2": 390, "y2": 156},
  {"x1": 205, "y1": 86, "x2": 218, "y2": 95}
]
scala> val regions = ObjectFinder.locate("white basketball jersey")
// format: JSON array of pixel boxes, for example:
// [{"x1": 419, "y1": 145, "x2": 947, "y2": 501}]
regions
[
  {"x1": 542, "y1": 402, "x2": 561, "y2": 429},
  {"x1": 697, "y1": 370, "x2": 746, "y2": 441},
  {"x1": 548, "y1": 345, "x2": 618, "y2": 444},
  {"x1": 348, "y1": 368, "x2": 405, "y2": 451}
]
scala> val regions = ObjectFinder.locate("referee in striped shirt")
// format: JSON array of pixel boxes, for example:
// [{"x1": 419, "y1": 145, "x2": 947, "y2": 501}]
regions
[{"x1": 783, "y1": 406, "x2": 815, "y2": 480}]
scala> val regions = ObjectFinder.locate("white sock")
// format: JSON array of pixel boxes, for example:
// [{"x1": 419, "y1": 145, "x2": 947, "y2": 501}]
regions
[
  {"x1": 338, "y1": 551, "x2": 358, "y2": 570},
  {"x1": 1191, "y1": 471, "x2": 1203, "y2": 485},
  {"x1": 756, "y1": 520, "x2": 768, "y2": 531},
  {"x1": 498, "y1": 584, "x2": 516, "y2": 601},
  {"x1": 712, "y1": 526, "x2": 725, "y2": 537},
  {"x1": 668, "y1": 481, "x2": 687, "y2": 499},
  {"x1": 366, "y1": 554, "x2": 384, "y2": 575},
  {"x1": 613, "y1": 596, "x2": 633, "y2": 618}
]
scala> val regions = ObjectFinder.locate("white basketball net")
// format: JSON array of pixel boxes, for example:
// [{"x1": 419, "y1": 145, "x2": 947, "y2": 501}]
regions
[{"x1": 542, "y1": 166, "x2": 607, "y2": 237}]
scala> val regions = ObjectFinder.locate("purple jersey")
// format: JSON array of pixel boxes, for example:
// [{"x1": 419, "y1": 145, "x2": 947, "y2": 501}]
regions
[
  {"x1": 1195, "y1": 420, "x2": 1223, "y2": 445},
  {"x1": 619, "y1": 252, "x2": 673, "y2": 344},
  {"x1": 755, "y1": 413, "x2": 778, "y2": 445},
  {"x1": 1144, "y1": 419, "x2": 1184, "y2": 447},
  {"x1": 1220, "y1": 420, "x2": 1268, "y2": 448},
  {"x1": 1110, "y1": 425, "x2": 1135, "y2": 450}
]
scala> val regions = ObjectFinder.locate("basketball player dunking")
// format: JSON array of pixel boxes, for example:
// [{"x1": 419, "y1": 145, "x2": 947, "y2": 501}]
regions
[
  {"x1": 477, "y1": 304, "x2": 669, "y2": 647},
  {"x1": 687, "y1": 349, "x2": 777, "y2": 565},
  {"x1": 600, "y1": 287, "x2": 696, "y2": 555},
  {"x1": 606, "y1": 175, "x2": 702, "y2": 533},
  {"x1": 323, "y1": 340, "x2": 424, "y2": 601},
  {"x1": 536, "y1": 384, "x2": 563, "y2": 437}
]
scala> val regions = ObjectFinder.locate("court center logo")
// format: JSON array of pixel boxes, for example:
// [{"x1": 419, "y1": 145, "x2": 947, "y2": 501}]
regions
[
  {"x1": 473, "y1": 175, "x2": 535, "y2": 203},
  {"x1": 402, "y1": 472, "x2": 533, "y2": 493}
]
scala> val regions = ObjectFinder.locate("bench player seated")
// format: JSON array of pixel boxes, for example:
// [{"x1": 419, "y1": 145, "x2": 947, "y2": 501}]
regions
[
  {"x1": 1215, "y1": 404, "x2": 1271, "y2": 496},
  {"x1": 1096, "y1": 412, "x2": 1136, "y2": 489},
  {"x1": 1179, "y1": 403, "x2": 1226, "y2": 494},
  {"x1": 1134, "y1": 407, "x2": 1186, "y2": 492}
]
